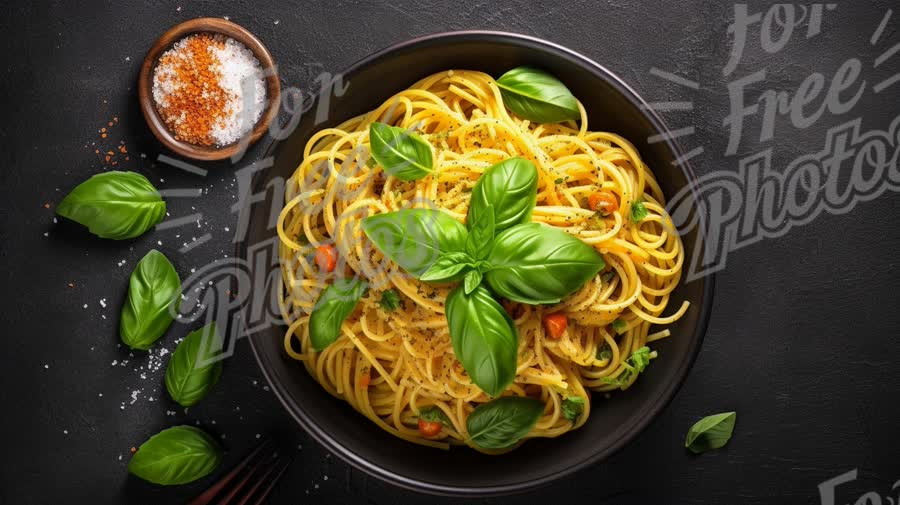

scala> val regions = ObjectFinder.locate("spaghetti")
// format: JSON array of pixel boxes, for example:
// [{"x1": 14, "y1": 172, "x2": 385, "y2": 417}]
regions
[{"x1": 277, "y1": 69, "x2": 687, "y2": 451}]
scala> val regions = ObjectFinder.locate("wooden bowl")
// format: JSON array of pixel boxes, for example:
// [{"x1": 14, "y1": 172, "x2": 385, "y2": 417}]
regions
[{"x1": 138, "y1": 18, "x2": 281, "y2": 161}]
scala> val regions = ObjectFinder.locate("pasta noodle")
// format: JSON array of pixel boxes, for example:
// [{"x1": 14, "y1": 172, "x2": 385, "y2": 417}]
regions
[{"x1": 277, "y1": 69, "x2": 687, "y2": 452}]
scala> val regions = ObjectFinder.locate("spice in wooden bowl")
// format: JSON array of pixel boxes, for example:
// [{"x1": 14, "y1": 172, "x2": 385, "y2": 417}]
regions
[{"x1": 151, "y1": 33, "x2": 266, "y2": 147}]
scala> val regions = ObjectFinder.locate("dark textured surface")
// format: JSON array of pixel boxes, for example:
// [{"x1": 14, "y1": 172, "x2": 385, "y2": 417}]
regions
[{"x1": 1, "y1": 1, "x2": 898, "y2": 504}]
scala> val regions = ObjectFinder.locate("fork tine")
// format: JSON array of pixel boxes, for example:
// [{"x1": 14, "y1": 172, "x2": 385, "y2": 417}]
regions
[
  {"x1": 237, "y1": 456, "x2": 292, "y2": 505},
  {"x1": 187, "y1": 440, "x2": 274, "y2": 505},
  {"x1": 213, "y1": 451, "x2": 279, "y2": 505}
]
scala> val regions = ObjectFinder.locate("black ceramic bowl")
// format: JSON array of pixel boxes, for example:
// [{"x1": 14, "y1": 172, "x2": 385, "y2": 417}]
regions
[{"x1": 239, "y1": 31, "x2": 713, "y2": 497}]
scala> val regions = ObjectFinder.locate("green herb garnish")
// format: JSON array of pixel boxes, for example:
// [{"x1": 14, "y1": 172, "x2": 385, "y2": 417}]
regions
[
  {"x1": 561, "y1": 396, "x2": 585, "y2": 422},
  {"x1": 418, "y1": 406, "x2": 451, "y2": 426},
  {"x1": 378, "y1": 289, "x2": 401, "y2": 311},
  {"x1": 631, "y1": 198, "x2": 649, "y2": 222}
]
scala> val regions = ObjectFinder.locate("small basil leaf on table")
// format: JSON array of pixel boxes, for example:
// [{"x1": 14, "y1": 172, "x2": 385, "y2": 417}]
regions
[
  {"x1": 496, "y1": 67, "x2": 580, "y2": 123},
  {"x1": 463, "y1": 269, "x2": 483, "y2": 295},
  {"x1": 485, "y1": 223, "x2": 605, "y2": 304},
  {"x1": 468, "y1": 157, "x2": 538, "y2": 233},
  {"x1": 368, "y1": 122, "x2": 433, "y2": 181},
  {"x1": 120, "y1": 249, "x2": 181, "y2": 350},
  {"x1": 465, "y1": 204, "x2": 495, "y2": 260},
  {"x1": 361, "y1": 209, "x2": 467, "y2": 277},
  {"x1": 420, "y1": 251, "x2": 474, "y2": 282},
  {"x1": 128, "y1": 425, "x2": 223, "y2": 485},
  {"x1": 165, "y1": 323, "x2": 224, "y2": 407},
  {"x1": 445, "y1": 284, "x2": 518, "y2": 397},
  {"x1": 418, "y1": 406, "x2": 452, "y2": 426},
  {"x1": 56, "y1": 170, "x2": 166, "y2": 239},
  {"x1": 685, "y1": 412, "x2": 737, "y2": 454},
  {"x1": 467, "y1": 396, "x2": 544, "y2": 449},
  {"x1": 561, "y1": 396, "x2": 585, "y2": 422},
  {"x1": 309, "y1": 277, "x2": 368, "y2": 351}
]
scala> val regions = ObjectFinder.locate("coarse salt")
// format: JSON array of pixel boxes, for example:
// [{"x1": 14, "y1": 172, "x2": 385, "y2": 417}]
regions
[{"x1": 151, "y1": 33, "x2": 266, "y2": 147}]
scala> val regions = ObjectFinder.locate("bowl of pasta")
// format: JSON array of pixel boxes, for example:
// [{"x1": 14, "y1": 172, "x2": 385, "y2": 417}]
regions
[{"x1": 239, "y1": 31, "x2": 713, "y2": 496}]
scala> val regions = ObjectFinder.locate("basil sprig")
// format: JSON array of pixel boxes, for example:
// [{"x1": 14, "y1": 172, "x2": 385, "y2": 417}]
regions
[
  {"x1": 165, "y1": 324, "x2": 224, "y2": 407},
  {"x1": 496, "y1": 67, "x2": 580, "y2": 123},
  {"x1": 421, "y1": 251, "x2": 475, "y2": 283},
  {"x1": 368, "y1": 122, "x2": 433, "y2": 181},
  {"x1": 128, "y1": 425, "x2": 222, "y2": 485},
  {"x1": 485, "y1": 223, "x2": 605, "y2": 304},
  {"x1": 309, "y1": 277, "x2": 368, "y2": 351},
  {"x1": 685, "y1": 412, "x2": 737, "y2": 454},
  {"x1": 56, "y1": 171, "x2": 166, "y2": 239},
  {"x1": 465, "y1": 204, "x2": 496, "y2": 260},
  {"x1": 362, "y1": 209, "x2": 467, "y2": 277},
  {"x1": 445, "y1": 285, "x2": 518, "y2": 397},
  {"x1": 120, "y1": 249, "x2": 180, "y2": 350},
  {"x1": 467, "y1": 396, "x2": 544, "y2": 449},
  {"x1": 360, "y1": 156, "x2": 606, "y2": 397},
  {"x1": 469, "y1": 157, "x2": 537, "y2": 232}
]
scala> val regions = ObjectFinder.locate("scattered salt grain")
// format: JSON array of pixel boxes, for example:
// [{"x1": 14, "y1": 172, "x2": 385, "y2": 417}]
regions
[
  {"x1": 44, "y1": 364, "x2": 49, "y2": 369},
  {"x1": 111, "y1": 360, "x2": 118, "y2": 366},
  {"x1": 99, "y1": 299, "x2": 107, "y2": 308},
  {"x1": 255, "y1": 433, "x2": 261, "y2": 439},
  {"x1": 63, "y1": 430, "x2": 68, "y2": 435}
]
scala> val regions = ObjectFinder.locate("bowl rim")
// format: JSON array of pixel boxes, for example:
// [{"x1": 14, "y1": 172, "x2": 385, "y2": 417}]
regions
[
  {"x1": 241, "y1": 30, "x2": 715, "y2": 497},
  {"x1": 137, "y1": 17, "x2": 281, "y2": 161}
]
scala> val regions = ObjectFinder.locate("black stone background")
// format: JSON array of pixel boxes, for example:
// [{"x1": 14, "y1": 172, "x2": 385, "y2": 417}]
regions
[{"x1": 2, "y1": 1, "x2": 898, "y2": 504}]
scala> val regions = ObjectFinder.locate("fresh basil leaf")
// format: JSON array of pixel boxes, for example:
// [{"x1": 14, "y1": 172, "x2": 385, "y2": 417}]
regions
[
  {"x1": 485, "y1": 223, "x2": 605, "y2": 304},
  {"x1": 56, "y1": 171, "x2": 166, "y2": 240},
  {"x1": 128, "y1": 425, "x2": 222, "y2": 485},
  {"x1": 120, "y1": 249, "x2": 180, "y2": 350},
  {"x1": 631, "y1": 198, "x2": 649, "y2": 222},
  {"x1": 468, "y1": 157, "x2": 538, "y2": 233},
  {"x1": 496, "y1": 67, "x2": 580, "y2": 123},
  {"x1": 378, "y1": 289, "x2": 401, "y2": 311},
  {"x1": 420, "y1": 251, "x2": 474, "y2": 282},
  {"x1": 467, "y1": 396, "x2": 544, "y2": 449},
  {"x1": 309, "y1": 277, "x2": 368, "y2": 351},
  {"x1": 165, "y1": 324, "x2": 224, "y2": 407},
  {"x1": 368, "y1": 122, "x2": 433, "y2": 181},
  {"x1": 685, "y1": 412, "x2": 737, "y2": 454},
  {"x1": 466, "y1": 204, "x2": 495, "y2": 259},
  {"x1": 611, "y1": 318, "x2": 628, "y2": 334},
  {"x1": 561, "y1": 396, "x2": 585, "y2": 423},
  {"x1": 445, "y1": 284, "x2": 518, "y2": 397},
  {"x1": 418, "y1": 406, "x2": 451, "y2": 426},
  {"x1": 463, "y1": 269, "x2": 483, "y2": 295},
  {"x1": 362, "y1": 209, "x2": 467, "y2": 277}
]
